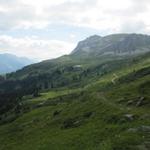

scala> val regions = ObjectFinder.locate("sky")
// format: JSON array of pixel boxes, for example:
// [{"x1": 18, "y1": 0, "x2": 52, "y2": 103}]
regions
[{"x1": 0, "y1": 0, "x2": 150, "y2": 61}]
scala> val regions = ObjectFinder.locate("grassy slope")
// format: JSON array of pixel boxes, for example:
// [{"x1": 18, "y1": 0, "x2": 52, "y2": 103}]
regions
[{"x1": 0, "y1": 55, "x2": 150, "y2": 150}]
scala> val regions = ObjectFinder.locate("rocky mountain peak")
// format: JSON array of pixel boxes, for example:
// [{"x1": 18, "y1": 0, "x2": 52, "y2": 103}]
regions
[{"x1": 71, "y1": 33, "x2": 150, "y2": 57}]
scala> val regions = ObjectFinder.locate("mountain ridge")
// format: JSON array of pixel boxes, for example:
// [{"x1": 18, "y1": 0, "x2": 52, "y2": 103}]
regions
[{"x1": 71, "y1": 33, "x2": 150, "y2": 56}]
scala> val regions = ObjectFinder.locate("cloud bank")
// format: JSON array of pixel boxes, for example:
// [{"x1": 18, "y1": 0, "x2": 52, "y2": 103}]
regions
[
  {"x1": 0, "y1": 0, "x2": 150, "y2": 60},
  {"x1": 0, "y1": 35, "x2": 75, "y2": 60}
]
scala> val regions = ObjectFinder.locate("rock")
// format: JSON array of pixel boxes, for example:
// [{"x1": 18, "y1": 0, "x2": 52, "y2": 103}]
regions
[
  {"x1": 126, "y1": 97, "x2": 146, "y2": 107},
  {"x1": 73, "y1": 120, "x2": 81, "y2": 126},
  {"x1": 127, "y1": 100, "x2": 134, "y2": 105},
  {"x1": 124, "y1": 114, "x2": 135, "y2": 121},
  {"x1": 128, "y1": 125, "x2": 150, "y2": 133},
  {"x1": 53, "y1": 110, "x2": 61, "y2": 117},
  {"x1": 61, "y1": 118, "x2": 82, "y2": 129},
  {"x1": 139, "y1": 125, "x2": 150, "y2": 132},
  {"x1": 127, "y1": 128, "x2": 138, "y2": 132},
  {"x1": 36, "y1": 102, "x2": 45, "y2": 107},
  {"x1": 136, "y1": 97, "x2": 145, "y2": 107}
]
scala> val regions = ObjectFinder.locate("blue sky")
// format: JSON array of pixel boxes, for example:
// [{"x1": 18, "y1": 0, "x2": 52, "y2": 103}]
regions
[{"x1": 0, "y1": 0, "x2": 150, "y2": 60}]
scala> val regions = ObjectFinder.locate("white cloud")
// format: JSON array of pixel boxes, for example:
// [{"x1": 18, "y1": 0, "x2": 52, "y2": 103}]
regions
[
  {"x1": 0, "y1": 0, "x2": 150, "y2": 32},
  {"x1": 0, "y1": 0, "x2": 150, "y2": 60},
  {"x1": 0, "y1": 35, "x2": 75, "y2": 60}
]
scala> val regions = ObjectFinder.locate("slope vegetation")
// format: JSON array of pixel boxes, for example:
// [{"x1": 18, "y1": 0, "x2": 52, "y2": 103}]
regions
[{"x1": 0, "y1": 52, "x2": 149, "y2": 150}]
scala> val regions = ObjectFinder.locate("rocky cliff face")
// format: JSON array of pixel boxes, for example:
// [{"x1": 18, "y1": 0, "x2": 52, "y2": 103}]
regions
[{"x1": 71, "y1": 34, "x2": 150, "y2": 57}]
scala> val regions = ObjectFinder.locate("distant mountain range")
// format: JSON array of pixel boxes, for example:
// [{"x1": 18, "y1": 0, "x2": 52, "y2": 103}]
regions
[{"x1": 0, "y1": 53, "x2": 34, "y2": 74}]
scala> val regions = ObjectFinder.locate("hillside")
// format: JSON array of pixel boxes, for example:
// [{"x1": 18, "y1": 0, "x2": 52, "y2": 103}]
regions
[
  {"x1": 0, "y1": 52, "x2": 150, "y2": 150},
  {"x1": 0, "y1": 53, "x2": 34, "y2": 74},
  {"x1": 0, "y1": 33, "x2": 150, "y2": 150}
]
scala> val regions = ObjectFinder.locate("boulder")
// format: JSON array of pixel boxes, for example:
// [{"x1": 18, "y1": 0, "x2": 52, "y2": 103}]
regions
[
  {"x1": 139, "y1": 125, "x2": 150, "y2": 132},
  {"x1": 53, "y1": 110, "x2": 61, "y2": 117},
  {"x1": 136, "y1": 97, "x2": 145, "y2": 107},
  {"x1": 128, "y1": 125, "x2": 150, "y2": 133},
  {"x1": 124, "y1": 114, "x2": 135, "y2": 121}
]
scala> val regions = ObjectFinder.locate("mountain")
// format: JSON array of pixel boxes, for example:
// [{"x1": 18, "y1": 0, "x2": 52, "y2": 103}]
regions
[
  {"x1": 0, "y1": 53, "x2": 34, "y2": 74},
  {"x1": 71, "y1": 33, "x2": 150, "y2": 57},
  {"x1": 0, "y1": 33, "x2": 150, "y2": 150},
  {"x1": 6, "y1": 33, "x2": 150, "y2": 80}
]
